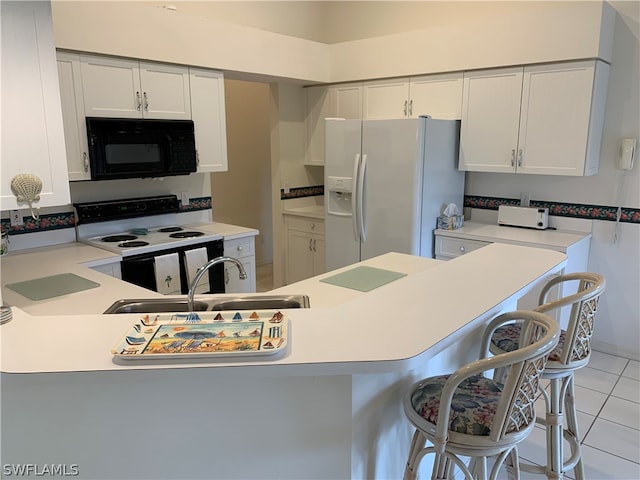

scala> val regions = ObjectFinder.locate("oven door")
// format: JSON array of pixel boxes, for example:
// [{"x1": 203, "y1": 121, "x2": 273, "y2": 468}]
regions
[{"x1": 120, "y1": 240, "x2": 225, "y2": 294}]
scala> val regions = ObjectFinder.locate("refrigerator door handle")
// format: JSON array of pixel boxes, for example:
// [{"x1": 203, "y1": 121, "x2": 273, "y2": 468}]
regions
[
  {"x1": 358, "y1": 153, "x2": 368, "y2": 242},
  {"x1": 351, "y1": 153, "x2": 361, "y2": 241}
]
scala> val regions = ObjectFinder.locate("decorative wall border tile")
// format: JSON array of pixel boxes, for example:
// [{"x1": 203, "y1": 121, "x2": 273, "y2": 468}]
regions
[
  {"x1": 464, "y1": 195, "x2": 640, "y2": 224},
  {"x1": 281, "y1": 185, "x2": 324, "y2": 200},
  {"x1": 180, "y1": 196, "x2": 212, "y2": 212},
  {"x1": 1, "y1": 197, "x2": 213, "y2": 236},
  {"x1": 1, "y1": 211, "x2": 76, "y2": 236}
]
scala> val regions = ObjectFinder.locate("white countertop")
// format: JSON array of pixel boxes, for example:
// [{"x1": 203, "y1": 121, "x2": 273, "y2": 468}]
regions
[
  {"x1": 0, "y1": 238, "x2": 567, "y2": 375},
  {"x1": 282, "y1": 205, "x2": 324, "y2": 219},
  {"x1": 435, "y1": 221, "x2": 591, "y2": 250}
]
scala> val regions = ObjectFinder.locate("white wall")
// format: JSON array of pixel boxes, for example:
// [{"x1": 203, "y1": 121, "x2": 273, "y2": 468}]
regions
[
  {"x1": 465, "y1": 3, "x2": 640, "y2": 358},
  {"x1": 49, "y1": 1, "x2": 639, "y2": 356},
  {"x1": 211, "y1": 79, "x2": 273, "y2": 265}
]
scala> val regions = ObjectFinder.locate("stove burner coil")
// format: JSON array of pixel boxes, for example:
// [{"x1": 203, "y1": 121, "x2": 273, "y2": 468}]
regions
[
  {"x1": 169, "y1": 231, "x2": 204, "y2": 238},
  {"x1": 158, "y1": 226, "x2": 184, "y2": 233},
  {"x1": 118, "y1": 241, "x2": 150, "y2": 248},
  {"x1": 102, "y1": 234, "x2": 137, "y2": 242}
]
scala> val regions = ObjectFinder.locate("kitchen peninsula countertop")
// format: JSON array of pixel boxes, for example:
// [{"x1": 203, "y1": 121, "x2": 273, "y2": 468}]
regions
[{"x1": 0, "y1": 240, "x2": 566, "y2": 375}]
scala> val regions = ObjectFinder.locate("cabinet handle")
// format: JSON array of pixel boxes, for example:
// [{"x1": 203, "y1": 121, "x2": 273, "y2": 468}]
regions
[
  {"x1": 408, "y1": 99, "x2": 413, "y2": 117},
  {"x1": 136, "y1": 91, "x2": 142, "y2": 111},
  {"x1": 459, "y1": 246, "x2": 466, "y2": 253},
  {"x1": 237, "y1": 245, "x2": 243, "y2": 252},
  {"x1": 312, "y1": 239, "x2": 316, "y2": 252},
  {"x1": 518, "y1": 149, "x2": 523, "y2": 167},
  {"x1": 511, "y1": 149, "x2": 516, "y2": 167},
  {"x1": 143, "y1": 92, "x2": 149, "y2": 111},
  {"x1": 403, "y1": 100, "x2": 408, "y2": 116},
  {"x1": 310, "y1": 222, "x2": 315, "y2": 230},
  {"x1": 308, "y1": 238, "x2": 312, "y2": 251},
  {"x1": 82, "y1": 152, "x2": 89, "y2": 172},
  {"x1": 224, "y1": 267, "x2": 229, "y2": 285}
]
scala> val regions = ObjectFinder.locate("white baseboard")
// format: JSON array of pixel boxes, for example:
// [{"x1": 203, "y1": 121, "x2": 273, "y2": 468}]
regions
[{"x1": 592, "y1": 340, "x2": 639, "y2": 362}]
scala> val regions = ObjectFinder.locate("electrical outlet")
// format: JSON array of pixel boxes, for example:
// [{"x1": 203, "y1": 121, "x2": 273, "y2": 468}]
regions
[
  {"x1": 10, "y1": 210, "x2": 22, "y2": 227},
  {"x1": 180, "y1": 192, "x2": 189, "y2": 207},
  {"x1": 283, "y1": 182, "x2": 290, "y2": 195}
]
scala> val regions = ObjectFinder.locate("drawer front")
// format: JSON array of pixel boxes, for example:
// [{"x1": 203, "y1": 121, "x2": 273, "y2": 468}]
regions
[
  {"x1": 224, "y1": 236, "x2": 255, "y2": 259},
  {"x1": 435, "y1": 236, "x2": 490, "y2": 258},
  {"x1": 286, "y1": 216, "x2": 325, "y2": 235}
]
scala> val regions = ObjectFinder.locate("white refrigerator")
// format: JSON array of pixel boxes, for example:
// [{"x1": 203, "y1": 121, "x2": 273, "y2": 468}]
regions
[{"x1": 325, "y1": 116, "x2": 464, "y2": 271}]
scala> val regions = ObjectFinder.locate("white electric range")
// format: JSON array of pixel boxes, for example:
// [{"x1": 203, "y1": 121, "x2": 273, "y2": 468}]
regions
[{"x1": 75, "y1": 195, "x2": 225, "y2": 293}]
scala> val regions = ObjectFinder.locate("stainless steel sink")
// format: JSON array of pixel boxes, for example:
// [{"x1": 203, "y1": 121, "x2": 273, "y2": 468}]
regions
[{"x1": 104, "y1": 294, "x2": 310, "y2": 314}]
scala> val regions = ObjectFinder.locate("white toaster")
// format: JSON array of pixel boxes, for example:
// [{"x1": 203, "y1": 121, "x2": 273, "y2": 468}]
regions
[{"x1": 498, "y1": 205, "x2": 549, "y2": 230}]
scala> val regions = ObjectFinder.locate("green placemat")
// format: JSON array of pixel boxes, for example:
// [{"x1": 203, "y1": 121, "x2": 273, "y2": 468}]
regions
[
  {"x1": 320, "y1": 266, "x2": 406, "y2": 292},
  {"x1": 6, "y1": 273, "x2": 101, "y2": 301}
]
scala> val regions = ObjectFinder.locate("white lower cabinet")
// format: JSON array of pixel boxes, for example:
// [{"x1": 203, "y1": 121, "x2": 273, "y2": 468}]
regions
[
  {"x1": 434, "y1": 222, "x2": 591, "y2": 325},
  {"x1": 224, "y1": 236, "x2": 256, "y2": 293},
  {"x1": 285, "y1": 216, "x2": 325, "y2": 285}
]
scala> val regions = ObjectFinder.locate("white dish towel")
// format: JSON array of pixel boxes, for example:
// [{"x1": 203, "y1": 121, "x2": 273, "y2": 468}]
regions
[
  {"x1": 154, "y1": 253, "x2": 182, "y2": 295},
  {"x1": 184, "y1": 248, "x2": 210, "y2": 294}
]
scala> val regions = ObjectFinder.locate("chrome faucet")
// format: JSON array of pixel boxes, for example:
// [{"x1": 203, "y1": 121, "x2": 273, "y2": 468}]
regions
[{"x1": 187, "y1": 256, "x2": 247, "y2": 311}]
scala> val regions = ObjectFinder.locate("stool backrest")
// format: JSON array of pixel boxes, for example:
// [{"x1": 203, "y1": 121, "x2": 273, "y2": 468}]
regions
[
  {"x1": 534, "y1": 273, "x2": 605, "y2": 367},
  {"x1": 440, "y1": 311, "x2": 560, "y2": 446}
]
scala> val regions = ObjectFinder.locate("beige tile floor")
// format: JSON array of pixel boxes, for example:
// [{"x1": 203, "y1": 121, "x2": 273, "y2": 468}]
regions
[
  {"x1": 254, "y1": 264, "x2": 639, "y2": 478},
  {"x1": 516, "y1": 351, "x2": 640, "y2": 480},
  {"x1": 255, "y1": 262, "x2": 273, "y2": 293}
]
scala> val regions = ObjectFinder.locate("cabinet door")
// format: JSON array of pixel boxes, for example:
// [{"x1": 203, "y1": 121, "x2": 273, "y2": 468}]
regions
[
  {"x1": 189, "y1": 68, "x2": 228, "y2": 172},
  {"x1": 287, "y1": 230, "x2": 315, "y2": 284},
  {"x1": 363, "y1": 79, "x2": 410, "y2": 119},
  {"x1": 459, "y1": 67, "x2": 523, "y2": 173},
  {"x1": 312, "y1": 235, "x2": 325, "y2": 276},
  {"x1": 80, "y1": 55, "x2": 142, "y2": 118},
  {"x1": 139, "y1": 62, "x2": 191, "y2": 119},
  {"x1": 57, "y1": 52, "x2": 91, "y2": 181},
  {"x1": 517, "y1": 61, "x2": 605, "y2": 176},
  {"x1": 409, "y1": 72, "x2": 463, "y2": 119},
  {"x1": 1, "y1": 2, "x2": 70, "y2": 210},
  {"x1": 305, "y1": 86, "x2": 334, "y2": 165},
  {"x1": 224, "y1": 236, "x2": 257, "y2": 293},
  {"x1": 332, "y1": 83, "x2": 363, "y2": 119},
  {"x1": 225, "y1": 258, "x2": 256, "y2": 293}
]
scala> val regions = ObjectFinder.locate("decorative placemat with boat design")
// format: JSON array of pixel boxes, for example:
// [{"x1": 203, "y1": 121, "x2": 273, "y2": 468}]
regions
[{"x1": 112, "y1": 310, "x2": 288, "y2": 360}]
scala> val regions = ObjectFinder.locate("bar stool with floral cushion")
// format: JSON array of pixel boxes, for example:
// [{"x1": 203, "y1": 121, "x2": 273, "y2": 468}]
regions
[
  {"x1": 486, "y1": 272, "x2": 605, "y2": 480},
  {"x1": 403, "y1": 310, "x2": 560, "y2": 480}
]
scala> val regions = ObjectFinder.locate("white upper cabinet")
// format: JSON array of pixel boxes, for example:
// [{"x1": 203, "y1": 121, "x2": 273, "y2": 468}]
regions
[
  {"x1": 363, "y1": 79, "x2": 410, "y2": 119},
  {"x1": 1, "y1": 1, "x2": 70, "y2": 210},
  {"x1": 80, "y1": 55, "x2": 191, "y2": 119},
  {"x1": 331, "y1": 83, "x2": 363, "y2": 120},
  {"x1": 459, "y1": 67, "x2": 524, "y2": 173},
  {"x1": 189, "y1": 68, "x2": 228, "y2": 172},
  {"x1": 363, "y1": 73, "x2": 463, "y2": 120},
  {"x1": 304, "y1": 83, "x2": 362, "y2": 165},
  {"x1": 459, "y1": 60, "x2": 609, "y2": 176},
  {"x1": 409, "y1": 73, "x2": 464, "y2": 120},
  {"x1": 305, "y1": 86, "x2": 333, "y2": 166},
  {"x1": 57, "y1": 52, "x2": 90, "y2": 181}
]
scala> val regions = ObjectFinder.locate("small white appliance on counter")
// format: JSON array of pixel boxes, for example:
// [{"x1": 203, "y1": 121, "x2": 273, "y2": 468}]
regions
[
  {"x1": 325, "y1": 116, "x2": 464, "y2": 270},
  {"x1": 497, "y1": 205, "x2": 549, "y2": 230}
]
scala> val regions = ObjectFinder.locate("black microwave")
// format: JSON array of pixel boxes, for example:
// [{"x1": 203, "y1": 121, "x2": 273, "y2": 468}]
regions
[{"x1": 86, "y1": 117, "x2": 197, "y2": 180}]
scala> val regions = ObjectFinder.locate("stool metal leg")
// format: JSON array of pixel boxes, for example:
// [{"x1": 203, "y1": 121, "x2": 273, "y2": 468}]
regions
[
  {"x1": 546, "y1": 377, "x2": 564, "y2": 479},
  {"x1": 563, "y1": 375, "x2": 585, "y2": 480}
]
